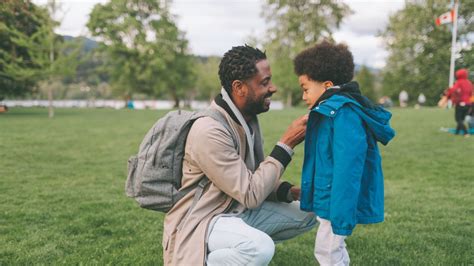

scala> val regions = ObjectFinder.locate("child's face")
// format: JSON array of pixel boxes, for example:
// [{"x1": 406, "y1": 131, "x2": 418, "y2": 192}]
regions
[{"x1": 299, "y1": 75, "x2": 331, "y2": 109}]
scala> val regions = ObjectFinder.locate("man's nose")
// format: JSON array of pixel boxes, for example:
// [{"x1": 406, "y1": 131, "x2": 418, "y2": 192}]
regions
[{"x1": 269, "y1": 82, "x2": 277, "y2": 93}]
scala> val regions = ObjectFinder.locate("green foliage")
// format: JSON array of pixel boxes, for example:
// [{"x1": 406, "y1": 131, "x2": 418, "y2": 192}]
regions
[
  {"x1": 457, "y1": 0, "x2": 474, "y2": 69},
  {"x1": 0, "y1": 107, "x2": 472, "y2": 264},
  {"x1": 380, "y1": 0, "x2": 473, "y2": 105},
  {"x1": 87, "y1": 0, "x2": 195, "y2": 107},
  {"x1": 0, "y1": 1, "x2": 50, "y2": 97},
  {"x1": 355, "y1": 65, "x2": 377, "y2": 102},
  {"x1": 260, "y1": 0, "x2": 352, "y2": 106},
  {"x1": 194, "y1": 56, "x2": 221, "y2": 101},
  {"x1": 0, "y1": 0, "x2": 82, "y2": 100},
  {"x1": 67, "y1": 46, "x2": 106, "y2": 85}
]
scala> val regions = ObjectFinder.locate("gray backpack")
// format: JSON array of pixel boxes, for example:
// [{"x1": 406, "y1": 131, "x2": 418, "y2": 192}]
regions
[{"x1": 125, "y1": 108, "x2": 236, "y2": 212}]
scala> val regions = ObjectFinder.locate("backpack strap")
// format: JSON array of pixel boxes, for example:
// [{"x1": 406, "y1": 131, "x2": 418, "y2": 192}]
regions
[
  {"x1": 200, "y1": 108, "x2": 239, "y2": 151},
  {"x1": 177, "y1": 176, "x2": 208, "y2": 231},
  {"x1": 176, "y1": 108, "x2": 238, "y2": 231}
]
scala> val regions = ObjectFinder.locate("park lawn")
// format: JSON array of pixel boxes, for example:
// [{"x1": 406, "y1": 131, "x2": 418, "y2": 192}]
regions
[{"x1": 0, "y1": 107, "x2": 472, "y2": 265}]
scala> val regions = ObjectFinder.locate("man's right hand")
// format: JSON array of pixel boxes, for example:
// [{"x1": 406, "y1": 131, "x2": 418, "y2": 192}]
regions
[{"x1": 279, "y1": 114, "x2": 309, "y2": 149}]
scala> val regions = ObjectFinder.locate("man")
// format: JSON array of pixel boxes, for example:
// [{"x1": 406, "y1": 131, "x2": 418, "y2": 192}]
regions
[{"x1": 163, "y1": 45, "x2": 316, "y2": 265}]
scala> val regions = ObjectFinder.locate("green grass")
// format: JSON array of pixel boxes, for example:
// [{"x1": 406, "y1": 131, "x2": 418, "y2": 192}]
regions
[{"x1": 1, "y1": 107, "x2": 472, "y2": 265}]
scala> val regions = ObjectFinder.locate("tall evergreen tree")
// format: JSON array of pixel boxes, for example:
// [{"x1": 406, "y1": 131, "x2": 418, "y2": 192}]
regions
[{"x1": 0, "y1": 0, "x2": 51, "y2": 98}]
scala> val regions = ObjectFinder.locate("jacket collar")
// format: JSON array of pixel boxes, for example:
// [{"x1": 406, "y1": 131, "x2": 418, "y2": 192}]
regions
[
  {"x1": 213, "y1": 88, "x2": 261, "y2": 171},
  {"x1": 311, "y1": 94, "x2": 358, "y2": 117},
  {"x1": 214, "y1": 93, "x2": 242, "y2": 126}
]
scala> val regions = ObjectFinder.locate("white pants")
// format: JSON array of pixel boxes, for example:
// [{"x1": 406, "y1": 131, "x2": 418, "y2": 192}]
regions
[
  {"x1": 314, "y1": 217, "x2": 350, "y2": 266},
  {"x1": 207, "y1": 216, "x2": 275, "y2": 266},
  {"x1": 207, "y1": 201, "x2": 317, "y2": 266}
]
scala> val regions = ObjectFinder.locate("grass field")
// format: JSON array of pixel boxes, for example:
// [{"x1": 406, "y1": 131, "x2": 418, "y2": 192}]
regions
[{"x1": 1, "y1": 107, "x2": 473, "y2": 265}]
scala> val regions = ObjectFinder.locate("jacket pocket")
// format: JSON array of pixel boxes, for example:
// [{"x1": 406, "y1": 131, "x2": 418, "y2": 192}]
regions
[{"x1": 313, "y1": 178, "x2": 331, "y2": 211}]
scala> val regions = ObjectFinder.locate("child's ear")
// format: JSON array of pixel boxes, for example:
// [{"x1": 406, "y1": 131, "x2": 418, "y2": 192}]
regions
[{"x1": 324, "y1": 81, "x2": 334, "y2": 89}]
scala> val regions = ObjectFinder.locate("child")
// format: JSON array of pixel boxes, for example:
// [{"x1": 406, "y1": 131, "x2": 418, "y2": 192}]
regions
[
  {"x1": 444, "y1": 68, "x2": 473, "y2": 137},
  {"x1": 293, "y1": 41, "x2": 395, "y2": 265}
]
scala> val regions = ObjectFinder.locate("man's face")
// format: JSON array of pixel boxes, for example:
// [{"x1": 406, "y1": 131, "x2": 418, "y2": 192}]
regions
[{"x1": 242, "y1": 60, "x2": 277, "y2": 115}]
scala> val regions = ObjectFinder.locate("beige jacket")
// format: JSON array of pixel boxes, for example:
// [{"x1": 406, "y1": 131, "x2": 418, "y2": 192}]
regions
[{"x1": 162, "y1": 100, "x2": 291, "y2": 265}]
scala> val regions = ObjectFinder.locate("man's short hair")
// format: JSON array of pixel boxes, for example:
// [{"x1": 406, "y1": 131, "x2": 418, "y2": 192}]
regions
[
  {"x1": 294, "y1": 40, "x2": 354, "y2": 85},
  {"x1": 219, "y1": 45, "x2": 267, "y2": 95}
]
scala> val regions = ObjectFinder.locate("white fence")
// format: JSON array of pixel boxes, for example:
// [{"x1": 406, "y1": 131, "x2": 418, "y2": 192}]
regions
[{"x1": 3, "y1": 100, "x2": 284, "y2": 110}]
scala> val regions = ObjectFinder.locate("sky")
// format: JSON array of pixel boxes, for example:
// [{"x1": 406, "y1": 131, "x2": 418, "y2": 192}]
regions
[{"x1": 33, "y1": 0, "x2": 405, "y2": 69}]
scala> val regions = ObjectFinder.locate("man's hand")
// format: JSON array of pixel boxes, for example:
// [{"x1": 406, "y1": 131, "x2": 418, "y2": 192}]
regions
[
  {"x1": 279, "y1": 114, "x2": 309, "y2": 149},
  {"x1": 288, "y1": 186, "x2": 301, "y2": 201}
]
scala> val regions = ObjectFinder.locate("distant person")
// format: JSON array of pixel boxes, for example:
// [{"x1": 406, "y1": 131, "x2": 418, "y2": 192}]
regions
[
  {"x1": 378, "y1": 96, "x2": 393, "y2": 108},
  {"x1": 444, "y1": 69, "x2": 473, "y2": 137},
  {"x1": 417, "y1": 93, "x2": 426, "y2": 107},
  {"x1": 399, "y1": 90, "x2": 408, "y2": 107},
  {"x1": 293, "y1": 41, "x2": 395, "y2": 266},
  {"x1": 0, "y1": 97, "x2": 6, "y2": 113},
  {"x1": 162, "y1": 45, "x2": 316, "y2": 265},
  {"x1": 126, "y1": 99, "x2": 134, "y2": 109}
]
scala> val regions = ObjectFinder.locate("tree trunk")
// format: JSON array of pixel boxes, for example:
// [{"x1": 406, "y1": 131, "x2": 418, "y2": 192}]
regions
[
  {"x1": 170, "y1": 88, "x2": 180, "y2": 108},
  {"x1": 286, "y1": 92, "x2": 293, "y2": 108},
  {"x1": 48, "y1": 83, "x2": 54, "y2": 118},
  {"x1": 48, "y1": 0, "x2": 56, "y2": 119}
]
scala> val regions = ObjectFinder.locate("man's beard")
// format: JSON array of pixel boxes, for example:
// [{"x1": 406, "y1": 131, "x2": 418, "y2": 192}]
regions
[{"x1": 243, "y1": 90, "x2": 272, "y2": 116}]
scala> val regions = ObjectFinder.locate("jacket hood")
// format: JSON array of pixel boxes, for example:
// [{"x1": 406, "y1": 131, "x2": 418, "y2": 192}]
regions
[
  {"x1": 312, "y1": 85, "x2": 395, "y2": 145},
  {"x1": 456, "y1": 69, "x2": 468, "y2": 80}
]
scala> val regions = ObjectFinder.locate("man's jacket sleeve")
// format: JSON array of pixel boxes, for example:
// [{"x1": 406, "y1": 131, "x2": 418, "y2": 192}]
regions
[{"x1": 330, "y1": 106, "x2": 367, "y2": 236}]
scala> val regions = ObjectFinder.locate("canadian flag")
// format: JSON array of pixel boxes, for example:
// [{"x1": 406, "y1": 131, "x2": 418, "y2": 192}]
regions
[{"x1": 435, "y1": 10, "x2": 455, "y2": 26}]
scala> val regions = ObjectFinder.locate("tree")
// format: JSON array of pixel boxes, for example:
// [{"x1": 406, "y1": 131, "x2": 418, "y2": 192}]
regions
[
  {"x1": 0, "y1": 0, "x2": 81, "y2": 117},
  {"x1": 380, "y1": 0, "x2": 473, "y2": 105},
  {"x1": 0, "y1": 0, "x2": 51, "y2": 98},
  {"x1": 87, "y1": 0, "x2": 195, "y2": 107},
  {"x1": 260, "y1": 0, "x2": 352, "y2": 106},
  {"x1": 355, "y1": 65, "x2": 377, "y2": 102},
  {"x1": 194, "y1": 56, "x2": 220, "y2": 102}
]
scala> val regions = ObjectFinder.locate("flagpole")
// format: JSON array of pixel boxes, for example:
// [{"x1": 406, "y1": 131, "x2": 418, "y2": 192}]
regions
[{"x1": 448, "y1": 0, "x2": 459, "y2": 87}]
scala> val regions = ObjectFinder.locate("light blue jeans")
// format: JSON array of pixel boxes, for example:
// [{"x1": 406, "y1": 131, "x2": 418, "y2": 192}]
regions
[{"x1": 207, "y1": 201, "x2": 317, "y2": 266}]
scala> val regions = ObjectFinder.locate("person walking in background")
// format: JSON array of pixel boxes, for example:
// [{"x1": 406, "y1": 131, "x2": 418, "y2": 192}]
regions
[
  {"x1": 416, "y1": 93, "x2": 426, "y2": 108},
  {"x1": 444, "y1": 69, "x2": 473, "y2": 137},
  {"x1": 399, "y1": 90, "x2": 408, "y2": 107},
  {"x1": 293, "y1": 41, "x2": 395, "y2": 266}
]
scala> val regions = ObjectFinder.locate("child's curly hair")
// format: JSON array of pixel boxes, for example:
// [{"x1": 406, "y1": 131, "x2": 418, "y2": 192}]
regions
[{"x1": 294, "y1": 40, "x2": 354, "y2": 85}]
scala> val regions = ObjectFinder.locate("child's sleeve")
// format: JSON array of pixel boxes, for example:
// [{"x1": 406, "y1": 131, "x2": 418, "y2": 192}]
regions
[{"x1": 330, "y1": 106, "x2": 368, "y2": 236}]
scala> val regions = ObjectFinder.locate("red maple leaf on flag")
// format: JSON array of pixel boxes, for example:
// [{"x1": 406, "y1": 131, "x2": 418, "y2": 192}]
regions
[{"x1": 435, "y1": 9, "x2": 455, "y2": 26}]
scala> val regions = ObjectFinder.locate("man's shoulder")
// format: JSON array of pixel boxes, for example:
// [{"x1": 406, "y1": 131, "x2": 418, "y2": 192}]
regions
[
  {"x1": 190, "y1": 115, "x2": 232, "y2": 139},
  {"x1": 194, "y1": 115, "x2": 226, "y2": 129}
]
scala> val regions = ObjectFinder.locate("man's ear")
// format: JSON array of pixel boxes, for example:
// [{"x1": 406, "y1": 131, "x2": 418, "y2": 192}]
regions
[{"x1": 231, "y1": 80, "x2": 247, "y2": 98}]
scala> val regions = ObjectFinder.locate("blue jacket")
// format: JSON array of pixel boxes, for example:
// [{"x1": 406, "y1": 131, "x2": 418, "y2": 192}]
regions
[{"x1": 300, "y1": 94, "x2": 395, "y2": 236}]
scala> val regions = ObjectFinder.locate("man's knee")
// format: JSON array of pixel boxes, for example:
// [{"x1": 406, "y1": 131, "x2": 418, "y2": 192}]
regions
[
  {"x1": 240, "y1": 232, "x2": 275, "y2": 265},
  {"x1": 301, "y1": 212, "x2": 317, "y2": 231}
]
